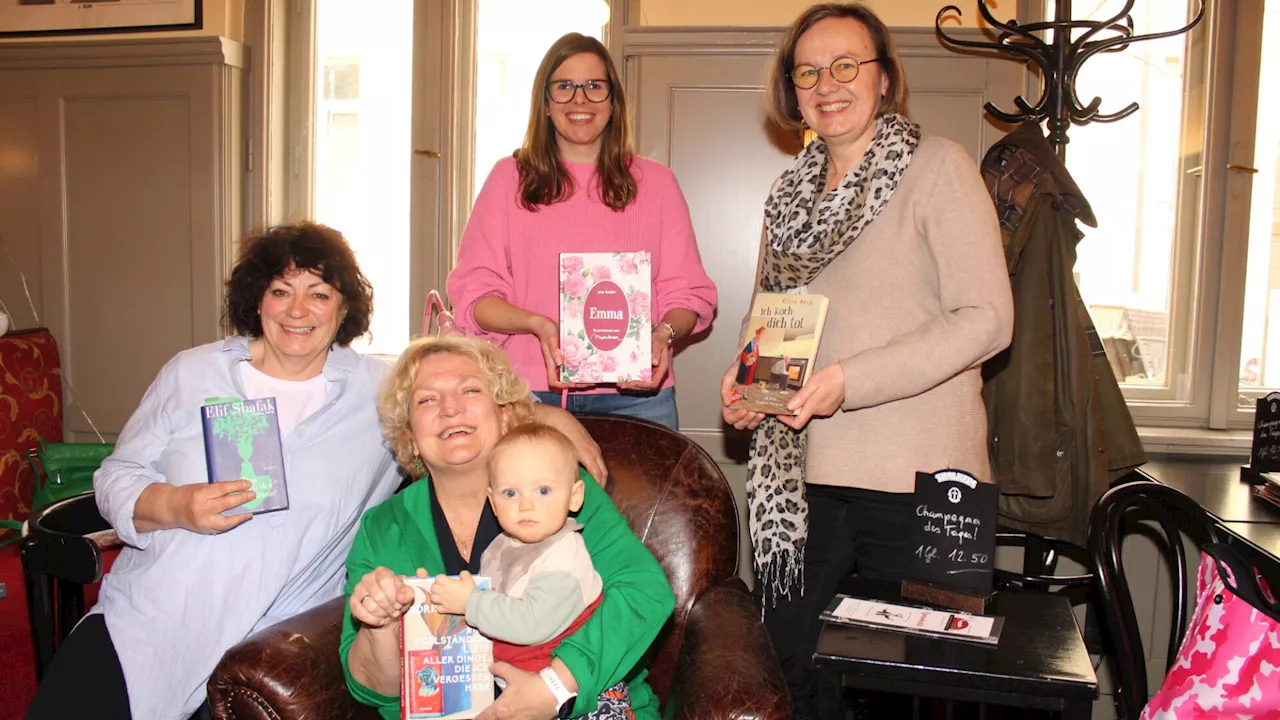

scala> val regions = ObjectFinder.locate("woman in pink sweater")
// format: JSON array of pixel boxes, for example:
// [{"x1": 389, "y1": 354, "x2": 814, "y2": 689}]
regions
[{"x1": 447, "y1": 33, "x2": 716, "y2": 431}]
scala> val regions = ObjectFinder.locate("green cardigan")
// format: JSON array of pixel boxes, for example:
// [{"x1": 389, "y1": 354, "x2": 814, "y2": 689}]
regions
[{"x1": 339, "y1": 471, "x2": 674, "y2": 719}]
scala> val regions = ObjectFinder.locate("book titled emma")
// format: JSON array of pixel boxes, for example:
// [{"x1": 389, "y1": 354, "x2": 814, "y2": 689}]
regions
[
  {"x1": 559, "y1": 252, "x2": 652, "y2": 384},
  {"x1": 200, "y1": 397, "x2": 288, "y2": 515},
  {"x1": 729, "y1": 293, "x2": 830, "y2": 414}
]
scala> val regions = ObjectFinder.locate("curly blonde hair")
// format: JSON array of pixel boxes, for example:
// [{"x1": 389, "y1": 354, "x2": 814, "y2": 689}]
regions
[{"x1": 378, "y1": 335, "x2": 535, "y2": 478}]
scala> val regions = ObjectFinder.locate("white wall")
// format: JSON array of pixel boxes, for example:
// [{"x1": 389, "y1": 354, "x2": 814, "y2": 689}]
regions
[{"x1": 635, "y1": 0, "x2": 1003, "y2": 28}]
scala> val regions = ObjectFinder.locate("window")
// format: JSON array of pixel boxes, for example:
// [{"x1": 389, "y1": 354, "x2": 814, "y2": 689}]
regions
[
  {"x1": 1046, "y1": 0, "x2": 1279, "y2": 432},
  {"x1": 287, "y1": 0, "x2": 611, "y2": 357},
  {"x1": 473, "y1": 0, "x2": 611, "y2": 199},
  {"x1": 1237, "y1": 8, "x2": 1280, "y2": 402},
  {"x1": 310, "y1": 0, "x2": 414, "y2": 356}
]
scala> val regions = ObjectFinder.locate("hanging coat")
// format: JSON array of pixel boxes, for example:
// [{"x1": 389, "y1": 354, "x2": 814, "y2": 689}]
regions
[{"x1": 979, "y1": 122, "x2": 1146, "y2": 547}]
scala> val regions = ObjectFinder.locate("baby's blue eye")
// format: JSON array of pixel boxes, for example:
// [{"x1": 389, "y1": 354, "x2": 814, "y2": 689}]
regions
[
  {"x1": 502, "y1": 489, "x2": 517, "y2": 499},
  {"x1": 537, "y1": 487, "x2": 551, "y2": 496}
]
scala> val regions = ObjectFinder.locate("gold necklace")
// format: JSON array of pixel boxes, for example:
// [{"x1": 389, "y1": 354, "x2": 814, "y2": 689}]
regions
[{"x1": 453, "y1": 532, "x2": 474, "y2": 557}]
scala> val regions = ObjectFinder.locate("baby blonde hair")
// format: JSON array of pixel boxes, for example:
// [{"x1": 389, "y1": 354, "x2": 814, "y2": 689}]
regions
[{"x1": 488, "y1": 423, "x2": 580, "y2": 479}]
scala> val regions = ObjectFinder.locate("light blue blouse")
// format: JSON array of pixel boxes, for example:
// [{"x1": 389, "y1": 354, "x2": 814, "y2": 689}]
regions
[{"x1": 91, "y1": 336, "x2": 403, "y2": 720}]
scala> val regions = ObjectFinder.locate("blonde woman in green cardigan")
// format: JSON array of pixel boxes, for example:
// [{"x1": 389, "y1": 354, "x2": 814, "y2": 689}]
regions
[{"x1": 340, "y1": 335, "x2": 674, "y2": 720}]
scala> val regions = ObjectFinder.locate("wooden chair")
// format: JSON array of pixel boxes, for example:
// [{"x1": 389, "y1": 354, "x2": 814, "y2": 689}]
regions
[
  {"x1": 19, "y1": 491, "x2": 110, "y2": 679},
  {"x1": 1089, "y1": 479, "x2": 1224, "y2": 720}
]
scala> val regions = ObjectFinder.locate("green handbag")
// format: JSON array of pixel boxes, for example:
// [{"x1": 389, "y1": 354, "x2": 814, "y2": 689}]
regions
[
  {"x1": 27, "y1": 441, "x2": 115, "y2": 510},
  {"x1": 0, "y1": 441, "x2": 115, "y2": 547}
]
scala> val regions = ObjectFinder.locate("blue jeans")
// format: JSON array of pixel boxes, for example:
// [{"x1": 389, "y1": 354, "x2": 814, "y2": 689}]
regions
[{"x1": 534, "y1": 387, "x2": 679, "y2": 431}]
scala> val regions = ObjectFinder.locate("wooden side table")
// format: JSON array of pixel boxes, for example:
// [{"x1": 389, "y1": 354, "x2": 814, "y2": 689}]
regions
[{"x1": 814, "y1": 591, "x2": 1097, "y2": 719}]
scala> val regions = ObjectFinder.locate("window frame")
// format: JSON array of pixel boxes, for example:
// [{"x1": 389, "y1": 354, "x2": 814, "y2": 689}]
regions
[
  {"x1": 268, "y1": 0, "x2": 618, "y2": 347},
  {"x1": 1028, "y1": 0, "x2": 1270, "y2": 446}
]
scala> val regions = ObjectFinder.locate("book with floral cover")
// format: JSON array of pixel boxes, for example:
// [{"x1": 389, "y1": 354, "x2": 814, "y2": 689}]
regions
[
  {"x1": 401, "y1": 576, "x2": 495, "y2": 720},
  {"x1": 558, "y1": 252, "x2": 652, "y2": 384},
  {"x1": 728, "y1": 293, "x2": 830, "y2": 414}
]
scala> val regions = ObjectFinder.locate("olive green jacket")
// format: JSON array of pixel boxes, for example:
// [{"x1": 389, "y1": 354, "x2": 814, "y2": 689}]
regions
[{"x1": 979, "y1": 123, "x2": 1146, "y2": 547}]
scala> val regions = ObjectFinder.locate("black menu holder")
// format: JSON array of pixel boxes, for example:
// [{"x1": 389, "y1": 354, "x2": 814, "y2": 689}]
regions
[
  {"x1": 1243, "y1": 392, "x2": 1280, "y2": 485},
  {"x1": 902, "y1": 469, "x2": 998, "y2": 614}
]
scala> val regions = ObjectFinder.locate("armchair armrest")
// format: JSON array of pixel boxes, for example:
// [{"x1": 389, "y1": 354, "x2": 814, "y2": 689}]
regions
[
  {"x1": 208, "y1": 596, "x2": 379, "y2": 720},
  {"x1": 667, "y1": 578, "x2": 791, "y2": 720}
]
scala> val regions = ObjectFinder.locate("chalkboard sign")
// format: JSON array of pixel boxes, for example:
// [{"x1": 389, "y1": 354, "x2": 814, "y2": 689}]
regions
[
  {"x1": 908, "y1": 469, "x2": 998, "y2": 597},
  {"x1": 1252, "y1": 392, "x2": 1280, "y2": 473}
]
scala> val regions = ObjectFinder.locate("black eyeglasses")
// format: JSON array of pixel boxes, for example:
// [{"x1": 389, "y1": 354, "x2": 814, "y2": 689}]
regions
[
  {"x1": 790, "y1": 56, "x2": 883, "y2": 90},
  {"x1": 547, "y1": 79, "x2": 612, "y2": 104}
]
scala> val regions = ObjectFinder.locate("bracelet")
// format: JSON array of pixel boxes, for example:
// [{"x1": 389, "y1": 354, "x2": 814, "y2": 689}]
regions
[
  {"x1": 654, "y1": 321, "x2": 677, "y2": 347},
  {"x1": 539, "y1": 667, "x2": 577, "y2": 717}
]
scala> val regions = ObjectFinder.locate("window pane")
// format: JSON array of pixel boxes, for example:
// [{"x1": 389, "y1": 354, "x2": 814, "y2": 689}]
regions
[
  {"x1": 474, "y1": 0, "x2": 610, "y2": 200},
  {"x1": 1238, "y1": 4, "x2": 1280, "y2": 402},
  {"x1": 313, "y1": 0, "x2": 413, "y2": 355},
  {"x1": 1049, "y1": 0, "x2": 1193, "y2": 390}
]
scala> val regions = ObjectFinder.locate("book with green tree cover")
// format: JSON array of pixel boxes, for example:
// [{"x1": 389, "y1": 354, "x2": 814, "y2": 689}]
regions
[{"x1": 200, "y1": 397, "x2": 288, "y2": 515}]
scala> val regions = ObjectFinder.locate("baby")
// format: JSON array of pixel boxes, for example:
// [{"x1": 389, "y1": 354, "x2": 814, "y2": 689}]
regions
[{"x1": 429, "y1": 423, "x2": 630, "y2": 719}]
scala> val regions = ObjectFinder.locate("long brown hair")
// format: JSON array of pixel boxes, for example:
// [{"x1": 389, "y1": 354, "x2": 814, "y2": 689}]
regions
[
  {"x1": 515, "y1": 33, "x2": 636, "y2": 212},
  {"x1": 765, "y1": 2, "x2": 909, "y2": 132}
]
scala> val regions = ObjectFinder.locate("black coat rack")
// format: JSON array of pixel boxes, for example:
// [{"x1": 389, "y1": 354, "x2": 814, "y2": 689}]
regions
[{"x1": 935, "y1": 0, "x2": 1206, "y2": 160}]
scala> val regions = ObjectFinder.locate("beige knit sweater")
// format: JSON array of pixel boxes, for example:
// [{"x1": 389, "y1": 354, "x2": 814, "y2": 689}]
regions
[{"x1": 754, "y1": 135, "x2": 1014, "y2": 494}]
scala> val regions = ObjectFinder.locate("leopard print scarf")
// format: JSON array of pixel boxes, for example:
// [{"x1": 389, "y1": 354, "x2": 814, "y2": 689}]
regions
[{"x1": 749, "y1": 113, "x2": 920, "y2": 607}]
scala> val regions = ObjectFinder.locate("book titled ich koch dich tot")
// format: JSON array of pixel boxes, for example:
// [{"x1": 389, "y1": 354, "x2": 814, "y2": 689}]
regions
[
  {"x1": 200, "y1": 397, "x2": 289, "y2": 515},
  {"x1": 729, "y1": 292, "x2": 831, "y2": 414}
]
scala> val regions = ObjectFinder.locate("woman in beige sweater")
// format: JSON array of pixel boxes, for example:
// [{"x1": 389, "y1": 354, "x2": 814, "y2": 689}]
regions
[{"x1": 718, "y1": 4, "x2": 1013, "y2": 717}]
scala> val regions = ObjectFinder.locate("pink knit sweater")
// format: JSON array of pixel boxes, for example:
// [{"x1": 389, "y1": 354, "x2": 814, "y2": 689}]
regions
[{"x1": 448, "y1": 156, "x2": 718, "y2": 393}]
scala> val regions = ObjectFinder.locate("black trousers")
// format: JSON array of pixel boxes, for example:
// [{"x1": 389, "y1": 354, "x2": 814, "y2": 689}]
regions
[
  {"x1": 25, "y1": 614, "x2": 215, "y2": 720},
  {"x1": 761, "y1": 484, "x2": 914, "y2": 720},
  {"x1": 25, "y1": 614, "x2": 131, "y2": 720}
]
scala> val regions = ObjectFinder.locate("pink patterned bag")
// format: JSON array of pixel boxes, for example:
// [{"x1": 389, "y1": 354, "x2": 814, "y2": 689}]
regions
[{"x1": 1141, "y1": 544, "x2": 1280, "y2": 719}]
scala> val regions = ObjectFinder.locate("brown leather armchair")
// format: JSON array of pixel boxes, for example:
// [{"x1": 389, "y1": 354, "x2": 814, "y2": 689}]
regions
[{"x1": 208, "y1": 415, "x2": 791, "y2": 720}]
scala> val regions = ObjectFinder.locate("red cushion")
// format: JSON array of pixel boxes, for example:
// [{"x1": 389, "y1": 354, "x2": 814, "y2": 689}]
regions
[
  {"x1": 0, "y1": 543, "x2": 119, "y2": 720},
  {"x1": 0, "y1": 329, "x2": 64, "y2": 523},
  {"x1": 0, "y1": 543, "x2": 36, "y2": 719}
]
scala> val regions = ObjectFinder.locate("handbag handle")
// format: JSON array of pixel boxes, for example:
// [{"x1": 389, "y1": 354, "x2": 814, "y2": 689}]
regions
[
  {"x1": 0, "y1": 519, "x2": 22, "y2": 547},
  {"x1": 26, "y1": 448, "x2": 47, "y2": 491},
  {"x1": 1204, "y1": 542, "x2": 1280, "y2": 624},
  {"x1": 422, "y1": 289, "x2": 457, "y2": 338}
]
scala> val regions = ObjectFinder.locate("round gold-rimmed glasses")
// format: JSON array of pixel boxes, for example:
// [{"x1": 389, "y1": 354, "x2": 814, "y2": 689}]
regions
[
  {"x1": 547, "y1": 80, "x2": 612, "y2": 104},
  {"x1": 790, "y1": 56, "x2": 883, "y2": 90}
]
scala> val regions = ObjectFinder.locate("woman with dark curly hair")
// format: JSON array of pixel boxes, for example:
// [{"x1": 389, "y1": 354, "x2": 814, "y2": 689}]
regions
[
  {"x1": 25, "y1": 222, "x2": 398, "y2": 720},
  {"x1": 25, "y1": 222, "x2": 608, "y2": 720}
]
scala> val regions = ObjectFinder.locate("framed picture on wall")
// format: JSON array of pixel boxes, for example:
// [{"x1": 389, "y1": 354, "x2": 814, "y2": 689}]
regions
[{"x1": 0, "y1": 0, "x2": 202, "y2": 38}]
